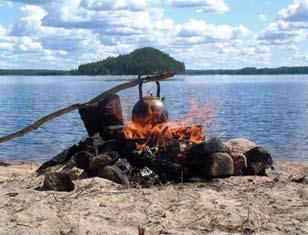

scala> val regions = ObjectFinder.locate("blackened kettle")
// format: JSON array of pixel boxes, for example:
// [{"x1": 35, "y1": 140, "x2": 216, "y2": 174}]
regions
[{"x1": 132, "y1": 81, "x2": 168, "y2": 125}]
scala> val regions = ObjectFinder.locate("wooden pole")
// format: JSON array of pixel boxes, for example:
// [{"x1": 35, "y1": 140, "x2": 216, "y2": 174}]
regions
[{"x1": 0, "y1": 72, "x2": 176, "y2": 144}]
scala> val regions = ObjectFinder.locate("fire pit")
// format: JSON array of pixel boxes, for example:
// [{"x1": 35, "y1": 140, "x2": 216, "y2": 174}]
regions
[{"x1": 37, "y1": 80, "x2": 274, "y2": 191}]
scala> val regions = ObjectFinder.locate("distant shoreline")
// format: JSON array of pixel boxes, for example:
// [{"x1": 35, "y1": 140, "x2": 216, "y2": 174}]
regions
[{"x1": 1, "y1": 66, "x2": 308, "y2": 76}]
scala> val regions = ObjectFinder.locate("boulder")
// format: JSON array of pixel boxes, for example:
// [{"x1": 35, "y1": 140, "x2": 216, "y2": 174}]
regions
[
  {"x1": 89, "y1": 154, "x2": 113, "y2": 173},
  {"x1": 229, "y1": 152, "x2": 247, "y2": 176},
  {"x1": 98, "y1": 141, "x2": 124, "y2": 155},
  {"x1": 204, "y1": 137, "x2": 230, "y2": 154},
  {"x1": 184, "y1": 138, "x2": 230, "y2": 178},
  {"x1": 73, "y1": 151, "x2": 95, "y2": 171},
  {"x1": 36, "y1": 134, "x2": 104, "y2": 175},
  {"x1": 206, "y1": 152, "x2": 234, "y2": 177},
  {"x1": 66, "y1": 167, "x2": 84, "y2": 181},
  {"x1": 224, "y1": 138, "x2": 257, "y2": 154},
  {"x1": 43, "y1": 172, "x2": 74, "y2": 192},
  {"x1": 97, "y1": 165, "x2": 129, "y2": 185},
  {"x1": 150, "y1": 159, "x2": 185, "y2": 182},
  {"x1": 0, "y1": 161, "x2": 11, "y2": 167},
  {"x1": 114, "y1": 159, "x2": 133, "y2": 176},
  {"x1": 185, "y1": 137, "x2": 229, "y2": 166},
  {"x1": 79, "y1": 133, "x2": 105, "y2": 153},
  {"x1": 36, "y1": 144, "x2": 81, "y2": 174},
  {"x1": 245, "y1": 146, "x2": 273, "y2": 175}
]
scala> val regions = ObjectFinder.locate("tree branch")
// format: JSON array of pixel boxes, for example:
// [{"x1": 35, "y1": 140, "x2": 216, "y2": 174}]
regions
[{"x1": 0, "y1": 72, "x2": 176, "y2": 144}]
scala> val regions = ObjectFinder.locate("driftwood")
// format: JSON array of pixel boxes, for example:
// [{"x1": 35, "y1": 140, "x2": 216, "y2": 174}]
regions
[{"x1": 0, "y1": 72, "x2": 176, "y2": 144}]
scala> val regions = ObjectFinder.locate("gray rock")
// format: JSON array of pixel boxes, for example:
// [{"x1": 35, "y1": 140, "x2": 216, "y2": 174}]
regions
[
  {"x1": 206, "y1": 152, "x2": 234, "y2": 177},
  {"x1": 185, "y1": 137, "x2": 229, "y2": 167},
  {"x1": 36, "y1": 144, "x2": 80, "y2": 175},
  {"x1": 36, "y1": 134, "x2": 104, "y2": 175},
  {"x1": 66, "y1": 167, "x2": 84, "y2": 181},
  {"x1": 43, "y1": 172, "x2": 74, "y2": 192},
  {"x1": 229, "y1": 152, "x2": 247, "y2": 176},
  {"x1": 204, "y1": 137, "x2": 230, "y2": 154},
  {"x1": 245, "y1": 146, "x2": 273, "y2": 175},
  {"x1": 97, "y1": 165, "x2": 129, "y2": 185},
  {"x1": 224, "y1": 138, "x2": 257, "y2": 154},
  {"x1": 293, "y1": 176, "x2": 308, "y2": 184},
  {"x1": 89, "y1": 154, "x2": 113, "y2": 172},
  {"x1": 114, "y1": 159, "x2": 133, "y2": 176},
  {"x1": 73, "y1": 151, "x2": 95, "y2": 171}
]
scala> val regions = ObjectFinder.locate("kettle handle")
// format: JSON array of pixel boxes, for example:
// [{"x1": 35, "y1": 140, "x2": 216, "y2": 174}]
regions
[{"x1": 138, "y1": 81, "x2": 161, "y2": 100}]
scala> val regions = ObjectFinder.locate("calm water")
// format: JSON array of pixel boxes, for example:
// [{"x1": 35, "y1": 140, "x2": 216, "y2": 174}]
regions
[{"x1": 0, "y1": 75, "x2": 308, "y2": 163}]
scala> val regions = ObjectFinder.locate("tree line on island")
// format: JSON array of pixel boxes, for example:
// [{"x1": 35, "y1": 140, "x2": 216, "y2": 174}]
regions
[
  {"x1": 76, "y1": 47, "x2": 185, "y2": 75},
  {"x1": 186, "y1": 66, "x2": 308, "y2": 75},
  {"x1": 0, "y1": 69, "x2": 71, "y2": 76},
  {"x1": 1, "y1": 47, "x2": 308, "y2": 75}
]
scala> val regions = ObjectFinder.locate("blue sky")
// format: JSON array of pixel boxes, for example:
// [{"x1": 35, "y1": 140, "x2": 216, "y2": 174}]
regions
[{"x1": 0, "y1": 0, "x2": 307, "y2": 69}]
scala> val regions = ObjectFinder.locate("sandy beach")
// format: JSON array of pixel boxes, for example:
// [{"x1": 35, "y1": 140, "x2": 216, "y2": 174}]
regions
[{"x1": 0, "y1": 161, "x2": 307, "y2": 235}]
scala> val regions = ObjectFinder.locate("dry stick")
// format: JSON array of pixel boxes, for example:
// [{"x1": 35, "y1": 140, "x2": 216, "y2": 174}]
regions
[
  {"x1": 180, "y1": 170, "x2": 184, "y2": 191},
  {"x1": 0, "y1": 72, "x2": 176, "y2": 144},
  {"x1": 138, "y1": 225, "x2": 145, "y2": 235},
  {"x1": 179, "y1": 191, "x2": 201, "y2": 202}
]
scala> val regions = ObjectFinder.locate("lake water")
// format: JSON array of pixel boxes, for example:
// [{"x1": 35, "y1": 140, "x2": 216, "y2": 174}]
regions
[{"x1": 0, "y1": 75, "x2": 307, "y2": 163}]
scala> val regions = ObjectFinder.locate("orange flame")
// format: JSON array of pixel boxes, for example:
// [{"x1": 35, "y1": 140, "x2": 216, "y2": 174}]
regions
[
  {"x1": 123, "y1": 122, "x2": 204, "y2": 150},
  {"x1": 123, "y1": 97, "x2": 215, "y2": 152}
]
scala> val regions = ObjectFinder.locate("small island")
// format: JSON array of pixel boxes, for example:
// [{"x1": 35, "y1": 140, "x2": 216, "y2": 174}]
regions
[{"x1": 76, "y1": 47, "x2": 186, "y2": 75}]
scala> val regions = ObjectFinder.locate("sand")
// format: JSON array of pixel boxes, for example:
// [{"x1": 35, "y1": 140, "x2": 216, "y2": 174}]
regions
[{"x1": 0, "y1": 161, "x2": 307, "y2": 235}]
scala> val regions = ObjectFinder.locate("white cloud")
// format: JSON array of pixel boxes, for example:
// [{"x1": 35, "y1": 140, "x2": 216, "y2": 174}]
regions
[
  {"x1": 177, "y1": 19, "x2": 250, "y2": 43},
  {"x1": 1, "y1": 0, "x2": 281, "y2": 69},
  {"x1": 293, "y1": 52, "x2": 308, "y2": 59},
  {"x1": 257, "y1": 1, "x2": 308, "y2": 45},
  {"x1": 18, "y1": 37, "x2": 43, "y2": 52},
  {"x1": 0, "y1": 42, "x2": 14, "y2": 50},
  {"x1": 288, "y1": 44, "x2": 299, "y2": 51},
  {"x1": 0, "y1": 25, "x2": 6, "y2": 36},
  {"x1": 278, "y1": 0, "x2": 308, "y2": 22},
  {"x1": 258, "y1": 26, "x2": 305, "y2": 45},
  {"x1": 259, "y1": 14, "x2": 267, "y2": 21},
  {"x1": 0, "y1": 1, "x2": 13, "y2": 7},
  {"x1": 168, "y1": 0, "x2": 229, "y2": 13},
  {"x1": 80, "y1": 0, "x2": 157, "y2": 11},
  {"x1": 240, "y1": 46, "x2": 270, "y2": 56},
  {"x1": 37, "y1": 1, "x2": 156, "y2": 37},
  {"x1": 10, "y1": 5, "x2": 46, "y2": 36},
  {"x1": 197, "y1": 0, "x2": 229, "y2": 13}
]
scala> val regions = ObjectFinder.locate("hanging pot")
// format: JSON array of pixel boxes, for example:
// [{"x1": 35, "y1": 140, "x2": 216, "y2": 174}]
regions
[{"x1": 132, "y1": 81, "x2": 168, "y2": 125}]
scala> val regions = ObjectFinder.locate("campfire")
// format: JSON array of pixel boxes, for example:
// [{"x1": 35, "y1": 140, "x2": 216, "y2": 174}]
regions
[
  {"x1": 123, "y1": 81, "x2": 207, "y2": 154},
  {"x1": 36, "y1": 74, "x2": 274, "y2": 191},
  {"x1": 123, "y1": 123, "x2": 205, "y2": 151}
]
